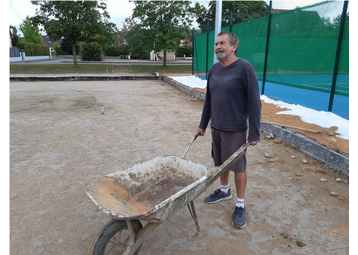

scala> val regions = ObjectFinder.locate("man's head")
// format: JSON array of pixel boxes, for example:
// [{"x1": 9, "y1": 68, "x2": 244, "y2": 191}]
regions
[{"x1": 215, "y1": 32, "x2": 239, "y2": 61}]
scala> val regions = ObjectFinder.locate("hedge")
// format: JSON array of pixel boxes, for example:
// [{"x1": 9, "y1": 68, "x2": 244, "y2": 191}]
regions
[
  {"x1": 104, "y1": 46, "x2": 129, "y2": 57},
  {"x1": 54, "y1": 45, "x2": 70, "y2": 55},
  {"x1": 17, "y1": 42, "x2": 49, "y2": 56},
  {"x1": 80, "y1": 42, "x2": 103, "y2": 61}
]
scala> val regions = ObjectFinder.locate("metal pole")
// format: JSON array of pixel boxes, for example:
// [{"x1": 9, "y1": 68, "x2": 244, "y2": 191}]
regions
[
  {"x1": 230, "y1": 12, "x2": 233, "y2": 33},
  {"x1": 261, "y1": 1, "x2": 272, "y2": 95},
  {"x1": 328, "y1": 1, "x2": 348, "y2": 112},
  {"x1": 192, "y1": 28, "x2": 194, "y2": 75},
  {"x1": 213, "y1": 0, "x2": 222, "y2": 65},
  {"x1": 206, "y1": 21, "x2": 209, "y2": 79}
]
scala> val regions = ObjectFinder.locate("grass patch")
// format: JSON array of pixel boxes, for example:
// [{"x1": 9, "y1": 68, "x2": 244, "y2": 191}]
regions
[
  {"x1": 10, "y1": 64, "x2": 113, "y2": 74},
  {"x1": 131, "y1": 65, "x2": 192, "y2": 73},
  {"x1": 10, "y1": 64, "x2": 192, "y2": 74}
]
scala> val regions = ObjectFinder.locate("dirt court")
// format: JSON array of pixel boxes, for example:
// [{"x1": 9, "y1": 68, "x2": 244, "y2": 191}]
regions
[{"x1": 10, "y1": 79, "x2": 349, "y2": 255}]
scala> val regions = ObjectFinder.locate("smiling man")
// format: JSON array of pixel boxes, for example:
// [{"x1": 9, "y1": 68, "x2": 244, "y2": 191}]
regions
[{"x1": 197, "y1": 32, "x2": 261, "y2": 229}]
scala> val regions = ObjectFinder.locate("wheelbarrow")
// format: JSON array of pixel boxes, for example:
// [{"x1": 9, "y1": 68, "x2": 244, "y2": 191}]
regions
[{"x1": 86, "y1": 133, "x2": 251, "y2": 255}]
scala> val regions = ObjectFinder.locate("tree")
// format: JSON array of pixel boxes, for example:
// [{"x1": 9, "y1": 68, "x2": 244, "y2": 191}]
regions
[
  {"x1": 116, "y1": 16, "x2": 138, "y2": 45},
  {"x1": 19, "y1": 16, "x2": 43, "y2": 44},
  {"x1": 10, "y1": 25, "x2": 19, "y2": 47},
  {"x1": 30, "y1": 0, "x2": 116, "y2": 67},
  {"x1": 131, "y1": 1, "x2": 196, "y2": 67},
  {"x1": 195, "y1": 1, "x2": 269, "y2": 31}
]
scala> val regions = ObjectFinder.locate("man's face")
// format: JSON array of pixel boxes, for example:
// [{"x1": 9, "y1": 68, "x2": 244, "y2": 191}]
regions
[{"x1": 215, "y1": 34, "x2": 237, "y2": 61}]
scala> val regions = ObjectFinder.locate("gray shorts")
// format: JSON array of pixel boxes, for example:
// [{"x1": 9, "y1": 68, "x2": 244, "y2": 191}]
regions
[{"x1": 211, "y1": 128, "x2": 247, "y2": 173}]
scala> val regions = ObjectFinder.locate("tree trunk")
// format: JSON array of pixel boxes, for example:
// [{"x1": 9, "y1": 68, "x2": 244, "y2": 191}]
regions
[
  {"x1": 72, "y1": 43, "x2": 78, "y2": 68},
  {"x1": 163, "y1": 50, "x2": 167, "y2": 68}
]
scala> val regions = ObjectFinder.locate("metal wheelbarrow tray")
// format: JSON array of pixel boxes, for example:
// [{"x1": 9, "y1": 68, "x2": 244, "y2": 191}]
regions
[
  {"x1": 86, "y1": 142, "x2": 250, "y2": 255},
  {"x1": 86, "y1": 156, "x2": 208, "y2": 222}
]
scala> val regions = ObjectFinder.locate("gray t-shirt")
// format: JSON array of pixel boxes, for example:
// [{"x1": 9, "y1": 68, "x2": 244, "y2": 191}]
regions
[{"x1": 199, "y1": 58, "x2": 261, "y2": 142}]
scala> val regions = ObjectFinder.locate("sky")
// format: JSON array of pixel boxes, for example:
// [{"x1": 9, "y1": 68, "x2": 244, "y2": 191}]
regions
[{"x1": 8, "y1": 0, "x2": 325, "y2": 36}]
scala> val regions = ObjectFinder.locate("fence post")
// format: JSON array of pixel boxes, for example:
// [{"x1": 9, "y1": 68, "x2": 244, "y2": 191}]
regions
[
  {"x1": 230, "y1": 13, "x2": 233, "y2": 33},
  {"x1": 261, "y1": 0, "x2": 272, "y2": 95},
  {"x1": 206, "y1": 21, "x2": 210, "y2": 79},
  {"x1": 328, "y1": 1, "x2": 348, "y2": 112},
  {"x1": 192, "y1": 28, "x2": 194, "y2": 75}
]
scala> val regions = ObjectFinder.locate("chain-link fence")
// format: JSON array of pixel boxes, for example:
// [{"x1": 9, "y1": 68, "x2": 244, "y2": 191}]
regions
[{"x1": 193, "y1": 1, "x2": 349, "y2": 119}]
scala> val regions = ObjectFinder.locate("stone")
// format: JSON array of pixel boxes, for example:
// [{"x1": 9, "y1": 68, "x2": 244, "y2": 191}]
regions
[
  {"x1": 330, "y1": 192, "x2": 339, "y2": 196},
  {"x1": 320, "y1": 178, "x2": 328, "y2": 182},
  {"x1": 266, "y1": 133, "x2": 275, "y2": 139},
  {"x1": 336, "y1": 178, "x2": 342, "y2": 182},
  {"x1": 264, "y1": 153, "x2": 272, "y2": 158},
  {"x1": 291, "y1": 155, "x2": 296, "y2": 159},
  {"x1": 301, "y1": 159, "x2": 308, "y2": 164},
  {"x1": 274, "y1": 138, "x2": 283, "y2": 144}
]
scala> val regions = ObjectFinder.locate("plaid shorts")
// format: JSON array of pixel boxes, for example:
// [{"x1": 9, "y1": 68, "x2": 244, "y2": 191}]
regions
[{"x1": 211, "y1": 128, "x2": 247, "y2": 173}]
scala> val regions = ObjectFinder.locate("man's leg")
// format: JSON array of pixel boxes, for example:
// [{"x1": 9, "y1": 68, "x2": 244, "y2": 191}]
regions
[
  {"x1": 232, "y1": 171, "x2": 247, "y2": 229},
  {"x1": 234, "y1": 171, "x2": 247, "y2": 199},
  {"x1": 220, "y1": 169, "x2": 230, "y2": 186},
  {"x1": 204, "y1": 169, "x2": 232, "y2": 203}
]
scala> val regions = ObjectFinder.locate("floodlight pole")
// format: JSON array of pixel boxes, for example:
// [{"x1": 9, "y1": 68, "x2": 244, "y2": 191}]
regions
[
  {"x1": 328, "y1": 1, "x2": 348, "y2": 112},
  {"x1": 262, "y1": 0, "x2": 272, "y2": 95},
  {"x1": 213, "y1": 0, "x2": 222, "y2": 65}
]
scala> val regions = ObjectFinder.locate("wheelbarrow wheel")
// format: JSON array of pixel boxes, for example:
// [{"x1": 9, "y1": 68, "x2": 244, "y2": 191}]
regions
[{"x1": 93, "y1": 219, "x2": 143, "y2": 255}]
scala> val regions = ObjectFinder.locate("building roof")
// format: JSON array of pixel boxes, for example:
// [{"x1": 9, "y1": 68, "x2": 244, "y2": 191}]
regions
[{"x1": 42, "y1": 35, "x2": 62, "y2": 47}]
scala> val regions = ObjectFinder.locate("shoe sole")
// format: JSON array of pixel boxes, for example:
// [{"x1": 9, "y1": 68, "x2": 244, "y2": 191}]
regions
[
  {"x1": 205, "y1": 194, "x2": 232, "y2": 204},
  {"x1": 232, "y1": 222, "x2": 247, "y2": 229}
]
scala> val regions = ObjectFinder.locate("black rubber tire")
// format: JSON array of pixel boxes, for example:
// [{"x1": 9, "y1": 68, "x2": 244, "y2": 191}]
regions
[{"x1": 93, "y1": 220, "x2": 143, "y2": 255}]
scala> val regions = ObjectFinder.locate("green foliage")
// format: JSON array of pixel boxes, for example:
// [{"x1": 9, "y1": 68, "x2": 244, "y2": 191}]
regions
[
  {"x1": 19, "y1": 16, "x2": 43, "y2": 44},
  {"x1": 53, "y1": 45, "x2": 70, "y2": 55},
  {"x1": 17, "y1": 42, "x2": 49, "y2": 56},
  {"x1": 131, "y1": 51, "x2": 149, "y2": 60},
  {"x1": 176, "y1": 46, "x2": 192, "y2": 57},
  {"x1": 130, "y1": 1, "x2": 196, "y2": 66},
  {"x1": 10, "y1": 25, "x2": 19, "y2": 47},
  {"x1": 80, "y1": 42, "x2": 103, "y2": 61},
  {"x1": 195, "y1": 1, "x2": 269, "y2": 31},
  {"x1": 30, "y1": 0, "x2": 116, "y2": 67},
  {"x1": 104, "y1": 46, "x2": 129, "y2": 57},
  {"x1": 60, "y1": 38, "x2": 80, "y2": 55}
]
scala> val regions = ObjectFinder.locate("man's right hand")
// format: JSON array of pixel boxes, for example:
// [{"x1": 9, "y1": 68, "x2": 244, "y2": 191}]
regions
[{"x1": 197, "y1": 128, "x2": 205, "y2": 136}]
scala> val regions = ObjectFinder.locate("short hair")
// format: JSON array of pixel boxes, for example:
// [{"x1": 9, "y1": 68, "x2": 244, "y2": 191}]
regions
[{"x1": 217, "y1": 31, "x2": 239, "y2": 54}]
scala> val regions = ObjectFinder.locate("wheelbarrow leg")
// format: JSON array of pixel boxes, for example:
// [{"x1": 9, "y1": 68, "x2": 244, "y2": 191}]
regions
[
  {"x1": 187, "y1": 201, "x2": 200, "y2": 238},
  {"x1": 124, "y1": 221, "x2": 161, "y2": 255}
]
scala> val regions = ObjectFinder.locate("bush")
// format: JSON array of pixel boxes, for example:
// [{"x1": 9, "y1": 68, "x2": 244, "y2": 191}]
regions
[
  {"x1": 104, "y1": 46, "x2": 129, "y2": 57},
  {"x1": 17, "y1": 42, "x2": 49, "y2": 56},
  {"x1": 80, "y1": 42, "x2": 103, "y2": 61},
  {"x1": 53, "y1": 45, "x2": 70, "y2": 55},
  {"x1": 60, "y1": 42, "x2": 80, "y2": 55},
  {"x1": 176, "y1": 46, "x2": 193, "y2": 57}
]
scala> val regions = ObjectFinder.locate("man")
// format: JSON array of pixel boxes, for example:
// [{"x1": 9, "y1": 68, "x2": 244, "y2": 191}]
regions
[{"x1": 197, "y1": 32, "x2": 261, "y2": 229}]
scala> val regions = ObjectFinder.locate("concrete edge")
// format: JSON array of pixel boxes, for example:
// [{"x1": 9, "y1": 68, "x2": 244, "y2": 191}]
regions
[
  {"x1": 163, "y1": 76, "x2": 349, "y2": 176},
  {"x1": 10, "y1": 76, "x2": 159, "y2": 82},
  {"x1": 163, "y1": 76, "x2": 206, "y2": 101}
]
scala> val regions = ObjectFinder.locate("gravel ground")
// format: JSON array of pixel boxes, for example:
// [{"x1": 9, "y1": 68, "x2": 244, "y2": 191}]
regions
[{"x1": 10, "y1": 79, "x2": 349, "y2": 255}]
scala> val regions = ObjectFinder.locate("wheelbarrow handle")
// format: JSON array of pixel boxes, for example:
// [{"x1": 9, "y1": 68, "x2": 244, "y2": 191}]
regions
[
  {"x1": 182, "y1": 132, "x2": 201, "y2": 158},
  {"x1": 206, "y1": 142, "x2": 252, "y2": 188}
]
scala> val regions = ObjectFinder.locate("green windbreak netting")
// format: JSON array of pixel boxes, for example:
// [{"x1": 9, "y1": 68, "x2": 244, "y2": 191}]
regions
[
  {"x1": 266, "y1": 1, "x2": 348, "y2": 92},
  {"x1": 193, "y1": 1, "x2": 349, "y2": 119},
  {"x1": 229, "y1": 16, "x2": 268, "y2": 79}
]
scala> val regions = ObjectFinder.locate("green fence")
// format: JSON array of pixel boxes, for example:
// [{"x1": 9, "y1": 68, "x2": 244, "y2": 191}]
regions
[{"x1": 193, "y1": 1, "x2": 349, "y2": 119}]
